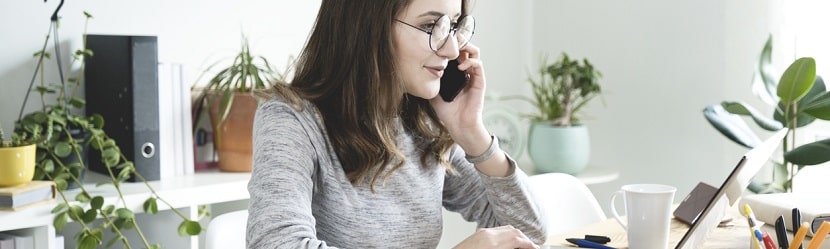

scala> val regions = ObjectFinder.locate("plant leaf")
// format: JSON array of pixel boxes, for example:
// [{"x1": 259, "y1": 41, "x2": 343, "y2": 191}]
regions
[
  {"x1": 91, "y1": 196, "x2": 104, "y2": 210},
  {"x1": 102, "y1": 205, "x2": 115, "y2": 216},
  {"x1": 51, "y1": 203, "x2": 68, "y2": 214},
  {"x1": 801, "y1": 76, "x2": 830, "y2": 120},
  {"x1": 78, "y1": 233, "x2": 101, "y2": 249},
  {"x1": 777, "y1": 57, "x2": 816, "y2": 104},
  {"x1": 54, "y1": 212, "x2": 69, "y2": 231},
  {"x1": 68, "y1": 205, "x2": 84, "y2": 222},
  {"x1": 54, "y1": 141, "x2": 73, "y2": 157},
  {"x1": 178, "y1": 220, "x2": 202, "y2": 236},
  {"x1": 702, "y1": 105, "x2": 761, "y2": 148},
  {"x1": 784, "y1": 138, "x2": 830, "y2": 165},
  {"x1": 82, "y1": 209, "x2": 97, "y2": 223},
  {"x1": 774, "y1": 101, "x2": 816, "y2": 128},
  {"x1": 144, "y1": 197, "x2": 159, "y2": 214},
  {"x1": 751, "y1": 34, "x2": 779, "y2": 105},
  {"x1": 75, "y1": 192, "x2": 91, "y2": 202},
  {"x1": 721, "y1": 101, "x2": 783, "y2": 131},
  {"x1": 115, "y1": 208, "x2": 134, "y2": 219}
]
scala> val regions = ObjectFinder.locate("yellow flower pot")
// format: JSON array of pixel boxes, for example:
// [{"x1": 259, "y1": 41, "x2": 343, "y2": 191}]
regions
[{"x1": 0, "y1": 144, "x2": 36, "y2": 187}]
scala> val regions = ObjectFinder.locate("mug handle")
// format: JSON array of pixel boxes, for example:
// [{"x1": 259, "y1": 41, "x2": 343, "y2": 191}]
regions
[{"x1": 609, "y1": 190, "x2": 627, "y2": 230}]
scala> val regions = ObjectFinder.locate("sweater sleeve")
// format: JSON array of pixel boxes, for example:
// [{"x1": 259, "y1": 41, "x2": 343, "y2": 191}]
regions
[
  {"x1": 442, "y1": 146, "x2": 549, "y2": 244},
  {"x1": 247, "y1": 100, "x2": 339, "y2": 249}
]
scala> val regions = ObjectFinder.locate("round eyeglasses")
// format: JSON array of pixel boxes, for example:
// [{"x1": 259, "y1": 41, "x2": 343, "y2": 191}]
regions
[{"x1": 395, "y1": 15, "x2": 475, "y2": 52}]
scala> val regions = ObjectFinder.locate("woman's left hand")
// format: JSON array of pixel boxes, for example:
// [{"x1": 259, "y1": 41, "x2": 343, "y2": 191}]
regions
[{"x1": 429, "y1": 43, "x2": 489, "y2": 146}]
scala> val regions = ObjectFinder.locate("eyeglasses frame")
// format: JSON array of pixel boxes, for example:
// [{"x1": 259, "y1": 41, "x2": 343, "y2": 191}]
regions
[{"x1": 394, "y1": 15, "x2": 475, "y2": 52}]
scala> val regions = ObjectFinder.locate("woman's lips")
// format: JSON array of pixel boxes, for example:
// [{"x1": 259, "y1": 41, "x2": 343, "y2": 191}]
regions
[{"x1": 425, "y1": 66, "x2": 445, "y2": 78}]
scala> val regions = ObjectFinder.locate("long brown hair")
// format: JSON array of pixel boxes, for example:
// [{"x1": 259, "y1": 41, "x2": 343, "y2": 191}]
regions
[{"x1": 270, "y1": 0, "x2": 469, "y2": 190}]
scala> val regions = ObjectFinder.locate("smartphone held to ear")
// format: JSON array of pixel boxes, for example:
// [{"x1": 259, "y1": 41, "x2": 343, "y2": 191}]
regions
[{"x1": 439, "y1": 59, "x2": 468, "y2": 102}]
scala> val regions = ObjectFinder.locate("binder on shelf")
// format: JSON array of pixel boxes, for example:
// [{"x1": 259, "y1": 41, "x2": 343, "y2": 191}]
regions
[
  {"x1": 739, "y1": 193, "x2": 830, "y2": 236},
  {"x1": 158, "y1": 62, "x2": 196, "y2": 178},
  {"x1": 0, "y1": 180, "x2": 56, "y2": 211},
  {"x1": 85, "y1": 35, "x2": 161, "y2": 181}
]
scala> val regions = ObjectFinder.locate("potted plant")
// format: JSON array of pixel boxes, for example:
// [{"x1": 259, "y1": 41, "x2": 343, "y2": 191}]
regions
[
  {"x1": 505, "y1": 52, "x2": 603, "y2": 174},
  {"x1": 12, "y1": 9, "x2": 204, "y2": 248},
  {"x1": 192, "y1": 35, "x2": 287, "y2": 172},
  {"x1": 703, "y1": 35, "x2": 830, "y2": 193},
  {"x1": 0, "y1": 127, "x2": 38, "y2": 187}
]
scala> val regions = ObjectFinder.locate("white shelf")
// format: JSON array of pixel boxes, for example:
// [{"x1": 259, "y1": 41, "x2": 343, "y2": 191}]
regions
[
  {"x1": 0, "y1": 170, "x2": 251, "y2": 249},
  {"x1": 520, "y1": 160, "x2": 619, "y2": 185},
  {"x1": 573, "y1": 166, "x2": 620, "y2": 185}
]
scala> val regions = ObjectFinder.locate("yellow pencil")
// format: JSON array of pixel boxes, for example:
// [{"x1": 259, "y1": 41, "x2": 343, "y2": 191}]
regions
[
  {"x1": 806, "y1": 221, "x2": 830, "y2": 249},
  {"x1": 790, "y1": 222, "x2": 810, "y2": 249}
]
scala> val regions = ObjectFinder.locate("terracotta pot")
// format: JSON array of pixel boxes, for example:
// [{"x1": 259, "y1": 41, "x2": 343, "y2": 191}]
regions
[{"x1": 208, "y1": 92, "x2": 258, "y2": 172}]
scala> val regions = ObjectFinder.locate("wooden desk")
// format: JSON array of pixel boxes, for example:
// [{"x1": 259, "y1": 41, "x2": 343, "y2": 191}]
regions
[{"x1": 545, "y1": 216, "x2": 829, "y2": 249}]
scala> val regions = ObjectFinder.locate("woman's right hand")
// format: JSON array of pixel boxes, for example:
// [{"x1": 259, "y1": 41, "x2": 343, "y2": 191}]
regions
[{"x1": 452, "y1": 225, "x2": 540, "y2": 249}]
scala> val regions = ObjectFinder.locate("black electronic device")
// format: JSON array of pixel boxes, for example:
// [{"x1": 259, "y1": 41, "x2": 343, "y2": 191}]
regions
[
  {"x1": 439, "y1": 59, "x2": 467, "y2": 102},
  {"x1": 84, "y1": 35, "x2": 161, "y2": 181},
  {"x1": 673, "y1": 181, "x2": 718, "y2": 225}
]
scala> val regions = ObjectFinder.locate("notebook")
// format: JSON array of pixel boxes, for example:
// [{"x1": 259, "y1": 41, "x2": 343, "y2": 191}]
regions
[{"x1": 674, "y1": 129, "x2": 787, "y2": 249}]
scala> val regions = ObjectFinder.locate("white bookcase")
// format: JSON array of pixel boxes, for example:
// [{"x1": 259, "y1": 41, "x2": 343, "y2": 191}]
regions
[{"x1": 0, "y1": 170, "x2": 251, "y2": 249}]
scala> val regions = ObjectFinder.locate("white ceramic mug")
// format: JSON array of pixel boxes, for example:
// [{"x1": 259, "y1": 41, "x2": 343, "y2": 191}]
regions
[{"x1": 609, "y1": 184, "x2": 676, "y2": 249}]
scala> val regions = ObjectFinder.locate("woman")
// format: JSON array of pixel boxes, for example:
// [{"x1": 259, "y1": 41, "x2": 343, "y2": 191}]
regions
[{"x1": 247, "y1": 0, "x2": 548, "y2": 248}]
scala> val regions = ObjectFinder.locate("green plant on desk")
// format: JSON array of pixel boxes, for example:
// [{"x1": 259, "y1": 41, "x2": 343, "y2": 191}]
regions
[
  {"x1": 12, "y1": 8, "x2": 205, "y2": 249},
  {"x1": 506, "y1": 52, "x2": 603, "y2": 126},
  {"x1": 501, "y1": 52, "x2": 603, "y2": 174},
  {"x1": 703, "y1": 36, "x2": 830, "y2": 193}
]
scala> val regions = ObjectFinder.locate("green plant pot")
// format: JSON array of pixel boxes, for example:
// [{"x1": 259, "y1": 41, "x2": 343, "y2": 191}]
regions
[{"x1": 527, "y1": 122, "x2": 590, "y2": 175}]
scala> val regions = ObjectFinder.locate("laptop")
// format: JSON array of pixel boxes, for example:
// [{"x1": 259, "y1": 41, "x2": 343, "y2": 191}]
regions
[{"x1": 674, "y1": 129, "x2": 787, "y2": 249}]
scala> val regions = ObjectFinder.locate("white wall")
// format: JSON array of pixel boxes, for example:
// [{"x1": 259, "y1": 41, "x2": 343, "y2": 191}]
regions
[{"x1": 527, "y1": 0, "x2": 767, "y2": 216}]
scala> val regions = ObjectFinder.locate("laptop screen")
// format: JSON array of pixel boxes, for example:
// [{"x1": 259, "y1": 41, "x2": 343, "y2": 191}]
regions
[{"x1": 674, "y1": 129, "x2": 787, "y2": 249}]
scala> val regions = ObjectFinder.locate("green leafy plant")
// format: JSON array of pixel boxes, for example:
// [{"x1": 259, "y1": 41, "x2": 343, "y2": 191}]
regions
[
  {"x1": 505, "y1": 52, "x2": 603, "y2": 126},
  {"x1": 1, "y1": 126, "x2": 37, "y2": 147},
  {"x1": 13, "y1": 10, "x2": 205, "y2": 249},
  {"x1": 191, "y1": 35, "x2": 287, "y2": 139},
  {"x1": 703, "y1": 36, "x2": 830, "y2": 193}
]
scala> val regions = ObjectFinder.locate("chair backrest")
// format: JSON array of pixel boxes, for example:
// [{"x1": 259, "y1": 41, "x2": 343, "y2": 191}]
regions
[
  {"x1": 528, "y1": 173, "x2": 606, "y2": 236},
  {"x1": 205, "y1": 210, "x2": 249, "y2": 249}
]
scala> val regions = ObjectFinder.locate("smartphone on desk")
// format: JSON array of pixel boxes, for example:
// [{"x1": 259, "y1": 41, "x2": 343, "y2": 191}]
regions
[{"x1": 439, "y1": 59, "x2": 468, "y2": 102}]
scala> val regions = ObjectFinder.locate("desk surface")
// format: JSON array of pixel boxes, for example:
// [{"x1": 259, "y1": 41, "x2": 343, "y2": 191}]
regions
[{"x1": 545, "y1": 215, "x2": 828, "y2": 249}]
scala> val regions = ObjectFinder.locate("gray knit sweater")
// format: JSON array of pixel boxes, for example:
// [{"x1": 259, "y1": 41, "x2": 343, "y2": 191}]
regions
[{"x1": 247, "y1": 98, "x2": 547, "y2": 249}]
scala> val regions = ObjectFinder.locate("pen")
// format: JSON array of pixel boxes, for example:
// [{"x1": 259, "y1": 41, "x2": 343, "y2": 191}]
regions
[
  {"x1": 789, "y1": 222, "x2": 810, "y2": 249},
  {"x1": 755, "y1": 229, "x2": 766, "y2": 249},
  {"x1": 793, "y1": 208, "x2": 803, "y2": 249},
  {"x1": 776, "y1": 215, "x2": 789, "y2": 249},
  {"x1": 806, "y1": 221, "x2": 830, "y2": 249},
  {"x1": 584, "y1": 234, "x2": 611, "y2": 244},
  {"x1": 762, "y1": 232, "x2": 777, "y2": 249},
  {"x1": 745, "y1": 204, "x2": 765, "y2": 247},
  {"x1": 566, "y1": 238, "x2": 617, "y2": 249},
  {"x1": 751, "y1": 229, "x2": 764, "y2": 249}
]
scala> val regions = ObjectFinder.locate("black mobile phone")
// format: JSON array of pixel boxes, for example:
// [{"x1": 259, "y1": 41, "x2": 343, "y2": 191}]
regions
[{"x1": 439, "y1": 59, "x2": 468, "y2": 102}]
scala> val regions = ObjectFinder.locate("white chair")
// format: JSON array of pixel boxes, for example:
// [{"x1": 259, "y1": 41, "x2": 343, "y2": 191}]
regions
[
  {"x1": 205, "y1": 210, "x2": 248, "y2": 249},
  {"x1": 529, "y1": 172, "x2": 606, "y2": 236},
  {"x1": 438, "y1": 172, "x2": 606, "y2": 249}
]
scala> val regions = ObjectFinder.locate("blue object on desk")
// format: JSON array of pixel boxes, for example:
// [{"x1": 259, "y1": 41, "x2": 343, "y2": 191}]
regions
[{"x1": 566, "y1": 238, "x2": 617, "y2": 249}]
